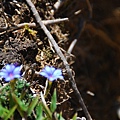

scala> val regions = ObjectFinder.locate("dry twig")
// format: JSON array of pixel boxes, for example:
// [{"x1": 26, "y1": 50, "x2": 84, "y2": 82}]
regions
[
  {"x1": 25, "y1": 0, "x2": 92, "y2": 120},
  {"x1": 67, "y1": 39, "x2": 77, "y2": 54},
  {"x1": 0, "y1": 18, "x2": 68, "y2": 32}
]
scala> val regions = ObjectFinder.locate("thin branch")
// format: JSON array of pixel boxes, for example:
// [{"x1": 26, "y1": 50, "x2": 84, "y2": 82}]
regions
[
  {"x1": 0, "y1": 18, "x2": 68, "y2": 32},
  {"x1": 67, "y1": 39, "x2": 77, "y2": 54},
  {"x1": 54, "y1": 0, "x2": 64, "y2": 9},
  {"x1": 25, "y1": 0, "x2": 92, "y2": 120},
  {"x1": 43, "y1": 18, "x2": 68, "y2": 25}
]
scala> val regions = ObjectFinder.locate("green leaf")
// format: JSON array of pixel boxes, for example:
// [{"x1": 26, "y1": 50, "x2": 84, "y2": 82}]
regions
[
  {"x1": 71, "y1": 113, "x2": 77, "y2": 120},
  {"x1": 40, "y1": 92, "x2": 52, "y2": 119},
  {"x1": 27, "y1": 96, "x2": 39, "y2": 116},
  {"x1": 56, "y1": 113, "x2": 65, "y2": 120},
  {"x1": 42, "y1": 117, "x2": 48, "y2": 120},
  {"x1": 12, "y1": 93, "x2": 27, "y2": 111},
  {"x1": 11, "y1": 93, "x2": 27, "y2": 117},
  {"x1": 4, "y1": 105, "x2": 17, "y2": 120},
  {"x1": 50, "y1": 89, "x2": 57, "y2": 113},
  {"x1": 36, "y1": 103, "x2": 43, "y2": 120},
  {"x1": 0, "y1": 104, "x2": 9, "y2": 119}
]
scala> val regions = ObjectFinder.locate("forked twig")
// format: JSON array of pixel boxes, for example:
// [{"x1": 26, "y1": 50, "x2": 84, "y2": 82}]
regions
[
  {"x1": 25, "y1": 0, "x2": 92, "y2": 119},
  {"x1": 0, "y1": 18, "x2": 68, "y2": 32}
]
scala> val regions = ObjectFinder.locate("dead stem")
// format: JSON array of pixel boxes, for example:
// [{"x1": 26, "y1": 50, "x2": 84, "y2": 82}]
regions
[
  {"x1": 0, "y1": 18, "x2": 68, "y2": 33},
  {"x1": 25, "y1": 0, "x2": 92, "y2": 119}
]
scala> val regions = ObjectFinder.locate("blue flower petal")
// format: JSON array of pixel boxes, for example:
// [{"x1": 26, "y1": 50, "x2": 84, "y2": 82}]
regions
[
  {"x1": 14, "y1": 74, "x2": 21, "y2": 78},
  {"x1": 5, "y1": 76, "x2": 13, "y2": 82},
  {"x1": 13, "y1": 66, "x2": 21, "y2": 74},
  {"x1": 57, "y1": 75, "x2": 64, "y2": 79},
  {"x1": 53, "y1": 69, "x2": 62, "y2": 76},
  {"x1": 49, "y1": 67, "x2": 56, "y2": 73},
  {"x1": 49, "y1": 77, "x2": 55, "y2": 81},
  {"x1": 0, "y1": 71, "x2": 8, "y2": 77},
  {"x1": 40, "y1": 71, "x2": 50, "y2": 78},
  {"x1": 44, "y1": 66, "x2": 55, "y2": 74},
  {"x1": 1, "y1": 69, "x2": 8, "y2": 73},
  {"x1": 49, "y1": 75, "x2": 63, "y2": 81},
  {"x1": 52, "y1": 69, "x2": 63, "y2": 79},
  {"x1": 5, "y1": 64, "x2": 15, "y2": 72}
]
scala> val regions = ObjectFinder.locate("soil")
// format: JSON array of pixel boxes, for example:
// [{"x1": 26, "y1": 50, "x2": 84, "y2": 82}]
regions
[{"x1": 0, "y1": 0, "x2": 120, "y2": 120}]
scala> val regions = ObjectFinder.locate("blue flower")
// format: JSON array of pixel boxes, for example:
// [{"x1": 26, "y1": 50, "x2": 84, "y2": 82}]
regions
[
  {"x1": 0, "y1": 64, "x2": 21, "y2": 82},
  {"x1": 40, "y1": 66, "x2": 64, "y2": 81}
]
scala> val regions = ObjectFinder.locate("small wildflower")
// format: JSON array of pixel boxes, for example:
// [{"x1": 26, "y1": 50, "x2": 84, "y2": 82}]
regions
[
  {"x1": 40, "y1": 66, "x2": 64, "y2": 81},
  {"x1": 0, "y1": 64, "x2": 21, "y2": 82}
]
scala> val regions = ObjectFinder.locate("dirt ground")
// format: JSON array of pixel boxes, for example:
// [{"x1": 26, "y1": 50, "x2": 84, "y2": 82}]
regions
[{"x1": 0, "y1": 0, "x2": 120, "y2": 120}]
